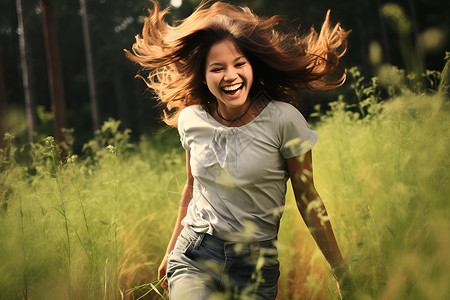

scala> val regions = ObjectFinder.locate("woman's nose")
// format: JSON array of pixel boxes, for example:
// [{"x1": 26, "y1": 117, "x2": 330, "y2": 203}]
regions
[{"x1": 224, "y1": 68, "x2": 238, "y2": 81}]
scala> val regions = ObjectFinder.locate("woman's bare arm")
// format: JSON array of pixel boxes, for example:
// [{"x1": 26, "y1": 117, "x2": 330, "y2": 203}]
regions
[
  {"x1": 286, "y1": 150, "x2": 347, "y2": 280},
  {"x1": 158, "y1": 150, "x2": 194, "y2": 288}
]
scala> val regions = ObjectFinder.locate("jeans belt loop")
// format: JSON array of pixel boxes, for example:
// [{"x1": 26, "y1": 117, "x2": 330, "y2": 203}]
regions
[
  {"x1": 248, "y1": 243, "x2": 256, "y2": 260},
  {"x1": 193, "y1": 233, "x2": 205, "y2": 250}
]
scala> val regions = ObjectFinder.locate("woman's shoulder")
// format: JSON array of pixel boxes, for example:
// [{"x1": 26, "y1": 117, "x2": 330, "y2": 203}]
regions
[
  {"x1": 178, "y1": 104, "x2": 208, "y2": 129},
  {"x1": 179, "y1": 104, "x2": 203, "y2": 120},
  {"x1": 270, "y1": 100, "x2": 297, "y2": 110},
  {"x1": 268, "y1": 100, "x2": 305, "y2": 120},
  {"x1": 180, "y1": 104, "x2": 202, "y2": 114}
]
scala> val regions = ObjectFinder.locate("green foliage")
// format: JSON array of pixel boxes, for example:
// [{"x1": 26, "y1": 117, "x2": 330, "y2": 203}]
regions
[
  {"x1": 309, "y1": 64, "x2": 450, "y2": 299},
  {"x1": 315, "y1": 93, "x2": 449, "y2": 299},
  {"x1": 36, "y1": 105, "x2": 54, "y2": 140},
  {"x1": 347, "y1": 67, "x2": 383, "y2": 118},
  {"x1": 0, "y1": 121, "x2": 184, "y2": 299},
  {"x1": 438, "y1": 52, "x2": 450, "y2": 97},
  {"x1": 82, "y1": 118, "x2": 134, "y2": 164}
]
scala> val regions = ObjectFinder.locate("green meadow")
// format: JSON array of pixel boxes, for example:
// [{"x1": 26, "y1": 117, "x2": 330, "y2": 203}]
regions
[{"x1": 1, "y1": 66, "x2": 449, "y2": 299}]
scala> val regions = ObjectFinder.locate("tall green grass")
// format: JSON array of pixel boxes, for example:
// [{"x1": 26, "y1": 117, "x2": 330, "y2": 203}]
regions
[
  {"x1": 311, "y1": 92, "x2": 448, "y2": 300},
  {"x1": 1, "y1": 72, "x2": 449, "y2": 299},
  {"x1": 276, "y1": 65, "x2": 449, "y2": 300},
  {"x1": 0, "y1": 122, "x2": 184, "y2": 299}
]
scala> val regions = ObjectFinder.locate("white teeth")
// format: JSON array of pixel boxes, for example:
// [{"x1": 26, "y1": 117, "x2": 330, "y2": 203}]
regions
[{"x1": 222, "y1": 83, "x2": 243, "y2": 92}]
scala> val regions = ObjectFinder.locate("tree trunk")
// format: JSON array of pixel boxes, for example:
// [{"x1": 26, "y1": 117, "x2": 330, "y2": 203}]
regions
[
  {"x1": 408, "y1": 0, "x2": 420, "y2": 45},
  {"x1": 16, "y1": 0, "x2": 36, "y2": 143},
  {"x1": 0, "y1": 44, "x2": 7, "y2": 150},
  {"x1": 40, "y1": 0, "x2": 68, "y2": 160},
  {"x1": 80, "y1": 0, "x2": 100, "y2": 132}
]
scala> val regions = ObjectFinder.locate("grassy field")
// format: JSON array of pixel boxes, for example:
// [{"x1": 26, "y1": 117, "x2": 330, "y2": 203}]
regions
[{"x1": 1, "y1": 76, "x2": 449, "y2": 299}]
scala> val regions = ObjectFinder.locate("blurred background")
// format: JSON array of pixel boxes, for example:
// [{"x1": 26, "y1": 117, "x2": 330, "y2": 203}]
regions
[{"x1": 1, "y1": 0, "x2": 449, "y2": 152}]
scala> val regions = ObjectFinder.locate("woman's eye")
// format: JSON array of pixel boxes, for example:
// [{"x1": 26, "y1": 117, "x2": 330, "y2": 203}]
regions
[
  {"x1": 236, "y1": 62, "x2": 246, "y2": 67},
  {"x1": 211, "y1": 68, "x2": 223, "y2": 72}
]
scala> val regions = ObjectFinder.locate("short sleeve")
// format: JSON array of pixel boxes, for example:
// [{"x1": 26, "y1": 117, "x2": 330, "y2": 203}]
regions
[
  {"x1": 177, "y1": 108, "x2": 191, "y2": 151},
  {"x1": 278, "y1": 103, "x2": 318, "y2": 158}
]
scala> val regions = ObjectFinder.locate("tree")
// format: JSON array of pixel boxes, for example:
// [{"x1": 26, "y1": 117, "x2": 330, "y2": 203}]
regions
[
  {"x1": 40, "y1": 0, "x2": 68, "y2": 159},
  {"x1": 16, "y1": 0, "x2": 36, "y2": 142},
  {"x1": 80, "y1": 0, "x2": 100, "y2": 132}
]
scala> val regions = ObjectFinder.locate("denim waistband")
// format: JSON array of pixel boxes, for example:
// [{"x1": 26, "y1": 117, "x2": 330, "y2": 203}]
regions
[{"x1": 183, "y1": 227, "x2": 277, "y2": 253}]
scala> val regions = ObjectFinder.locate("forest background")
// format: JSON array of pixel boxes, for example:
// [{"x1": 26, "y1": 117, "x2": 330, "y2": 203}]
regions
[{"x1": 1, "y1": 0, "x2": 449, "y2": 148}]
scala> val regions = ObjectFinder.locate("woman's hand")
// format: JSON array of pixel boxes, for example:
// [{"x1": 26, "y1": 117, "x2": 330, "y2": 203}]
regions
[{"x1": 157, "y1": 254, "x2": 169, "y2": 289}]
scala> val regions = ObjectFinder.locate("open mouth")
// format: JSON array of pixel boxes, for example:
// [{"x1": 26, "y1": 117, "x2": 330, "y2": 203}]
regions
[{"x1": 222, "y1": 83, "x2": 243, "y2": 95}]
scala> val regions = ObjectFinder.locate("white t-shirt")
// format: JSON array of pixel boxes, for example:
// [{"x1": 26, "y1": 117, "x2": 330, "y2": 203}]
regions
[{"x1": 177, "y1": 100, "x2": 318, "y2": 242}]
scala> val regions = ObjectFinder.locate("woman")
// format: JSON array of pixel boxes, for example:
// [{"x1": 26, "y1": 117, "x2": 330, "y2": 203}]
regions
[{"x1": 127, "y1": 1, "x2": 351, "y2": 299}]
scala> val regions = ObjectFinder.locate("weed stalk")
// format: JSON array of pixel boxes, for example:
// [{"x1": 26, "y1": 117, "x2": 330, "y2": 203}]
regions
[
  {"x1": 47, "y1": 137, "x2": 72, "y2": 299},
  {"x1": 18, "y1": 193, "x2": 29, "y2": 299}
]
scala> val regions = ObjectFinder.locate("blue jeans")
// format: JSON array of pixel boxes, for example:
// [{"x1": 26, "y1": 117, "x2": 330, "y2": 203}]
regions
[{"x1": 167, "y1": 227, "x2": 280, "y2": 299}]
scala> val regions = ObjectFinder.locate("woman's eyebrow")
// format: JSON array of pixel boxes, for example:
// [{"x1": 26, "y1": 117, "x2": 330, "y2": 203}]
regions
[
  {"x1": 208, "y1": 62, "x2": 223, "y2": 68},
  {"x1": 208, "y1": 56, "x2": 246, "y2": 68}
]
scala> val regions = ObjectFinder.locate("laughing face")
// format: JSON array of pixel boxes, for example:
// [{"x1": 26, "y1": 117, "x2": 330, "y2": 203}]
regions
[{"x1": 204, "y1": 39, "x2": 253, "y2": 118}]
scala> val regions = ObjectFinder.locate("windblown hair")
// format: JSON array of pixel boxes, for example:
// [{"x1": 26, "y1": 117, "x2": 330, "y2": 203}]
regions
[{"x1": 126, "y1": 0, "x2": 350, "y2": 127}]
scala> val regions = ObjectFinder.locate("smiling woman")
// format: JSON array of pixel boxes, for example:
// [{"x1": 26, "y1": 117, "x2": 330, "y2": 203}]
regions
[
  {"x1": 204, "y1": 39, "x2": 254, "y2": 121},
  {"x1": 126, "y1": 1, "x2": 351, "y2": 299}
]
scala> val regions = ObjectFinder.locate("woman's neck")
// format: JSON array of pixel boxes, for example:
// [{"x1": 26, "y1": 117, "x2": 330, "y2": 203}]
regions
[
  {"x1": 216, "y1": 100, "x2": 252, "y2": 122},
  {"x1": 209, "y1": 97, "x2": 270, "y2": 127}
]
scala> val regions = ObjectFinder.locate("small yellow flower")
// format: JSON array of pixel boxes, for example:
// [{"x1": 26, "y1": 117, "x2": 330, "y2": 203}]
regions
[{"x1": 106, "y1": 145, "x2": 117, "y2": 154}]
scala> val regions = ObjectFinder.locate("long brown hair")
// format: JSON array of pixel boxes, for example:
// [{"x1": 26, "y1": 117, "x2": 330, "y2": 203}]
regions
[{"x1": 126, "y1": 1, "x2": 350, "y2": 127}]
